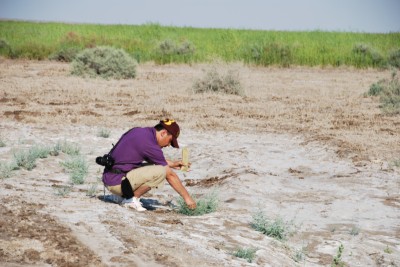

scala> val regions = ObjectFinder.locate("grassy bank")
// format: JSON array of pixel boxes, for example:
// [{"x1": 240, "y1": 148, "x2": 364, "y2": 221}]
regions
[{"x1": 0, "y1": 20, "x2": 399, "y2": 68}]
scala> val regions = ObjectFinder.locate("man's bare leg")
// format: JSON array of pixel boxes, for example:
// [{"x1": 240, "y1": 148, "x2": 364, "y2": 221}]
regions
[{"x1": 134, "y1": 184, "x2": 151, "y2": 198}]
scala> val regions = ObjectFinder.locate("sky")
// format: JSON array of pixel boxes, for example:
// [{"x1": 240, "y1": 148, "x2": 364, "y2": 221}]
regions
[{"x1": 0, "y1": 0, "x2": 399, "y2": 33}]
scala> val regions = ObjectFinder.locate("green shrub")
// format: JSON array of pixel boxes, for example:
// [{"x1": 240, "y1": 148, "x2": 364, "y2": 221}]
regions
[
  {"x1": 367, "y1": 73, "x2": 400, "y2": 114},
  {"x1": 97, "y1": 128, "x2": 111, "y2": 138},
  {"x1": 56, "y1": 140, "x2": 81, "y2": 156},
  {"x1": 0, "y1": 161, "x2": 15, "y2": 179},
  {"x1": 192, "y1": 67, "x2": 244, "y2": 96},
  {"x1": 176, "y1": 190, "x2": 218, "y2": 216},
  {"x1": 352, "y1": 43, "x2": 387, "y2": 68},
  {"x1": 332, "y1": 244, "x2": 345, "y2": 267},
  {"x1": 251, "y1": 210, "x2": 293, "y2": 241},
  {"x1": 232, "y1": 247, "x2": 257, "y2": 263},
  {"x1": 49, "y1": 46, "x2": 81, "y2": 62},
  {"x1": 154, "y1": 39, "x2": 195, "y2": 64},
  {"x1": 55, "y1": 185, "x2": 73, "y2": 197},
  {"x1": 247, "y1": 42, "x2": 294, "y2": 67},
  {"x1": 61, "y1": 156, "x2": 88, "y2": 184},
  {"x1": 71, "y1": 46, "x2": 137, "y2": 79},
  {"x1": 0, "y1": 39, "x2": 15, "y2": 58},
  {"x1": 388, "y1": 49, "x2": 400, "y2": 68}
]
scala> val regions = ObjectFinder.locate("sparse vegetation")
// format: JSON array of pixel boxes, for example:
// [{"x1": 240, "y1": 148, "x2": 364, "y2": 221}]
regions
[
  {"x1": 49, "y1": 46, "x2": 81, "y2": 62},
  {"x1": 384, "y1": 245, "x2": 393, "y2": 254},
  {"x1": 71, "y1": 46, "x2": 137, "y2": 79},
  {"x1": 13, "y1": 145, "x2": 51, "y2": 171},
  {"x1": 192, "y1": 66, "x2": 244, "y2": 96},
  {"x1": 352, "y1": 43, "x2": 387, "y2": 68},
  {"x1": 331, "y1": 244, "x2": 345, "y2": 267},
  {"x1": 0, "y1": 136, "x2": 6, "y2": 147},
  {"x1": 0, "y1": 161, "x2": 15, "y2": 179},
  {"x1": 55, "y1": 185, "x2": 73, "y2": 197},
  {"x1": 367, "y1": 72, "x2": 400, "y2": 115},
  {"x1": 232, "y1": 247, "x2": 257, "y2": 263},
  {"x1": 86, "y1": 183, "x2": 98, "y2": 197},
  {"x1": 97, "y1": 128, "x2": 111, "y2": 138},
  {"x1": 251, "y1": 210, "x2": 293, "y2": 241},
  {"x1": 176, "y1": 190, "x2": 218, "y2": 216},
  {"x1": 61, "y1": 156, "x2": 88, "y2": 184},
  {"x1": 292, "y1": 247, "x2": 307, "y2": 263},
  {"x1": 57, "y1": 140, "x2": 81, "y2": 156},
  {"x1": 349, "y1": 225, "x2": 360, "y2": 236},
  {"x1": 155, "y1": 39, "x2": 195, "y2": 64}
]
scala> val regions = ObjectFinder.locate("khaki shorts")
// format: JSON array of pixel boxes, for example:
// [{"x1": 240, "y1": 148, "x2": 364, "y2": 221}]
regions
[{"x1": 107, "y1": 165, "x2": 166, "y2": 197}]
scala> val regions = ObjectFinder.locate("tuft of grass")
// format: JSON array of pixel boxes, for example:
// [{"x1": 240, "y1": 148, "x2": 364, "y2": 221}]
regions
[
  {"x1": 331, "y1": 244, "x2": 345, "y2": 267},
  {"x1": 0, "y1": 135, "x2": 6, "y2": 147},
  {"x1": 232, "y1": 247, "x2": 257, "y2": 263},
  {"x1": 154, "y1": 39, "x2": 195, "y2": 64},
  {"x1": 49, "y1": 46, "x2": 81, "y2": 62},
  {"x1": 97, "y1": 128, "x2": 111, "y2": 138},
  {"x1": 176, "y1": 190, "x2": 218, "y2": 216},
  {"x1": 192, "y1": 66, "x2": 244, "y2": 96},
  {"x1": 0, "y1": 161, "x2": 16, "y2": 179},
  {"x1": 349, "y1": 225, "x2": 360, "y2": 236},
  {"x1": 71, "y1": 46, "x2": 137, "y2": 79},
  {"x1": 367, "y1": 72, "x2": 400, "y2": 115},
  {"x1": 86, "y1": 183, "x2": 98, "y2": 197},
  {"x1": 56, "y1": 140, "x2": 81, "y2": 156},
  {"x1": 61, "y1": 156, "x2": 88, "y2": 184},
  {"x1": 388, "y1": 49, "x2": 400, "y2": 69},
  {"x1": 55, "y1": 185, "x2": 73, "y2": 197},
  {"x1": 384, "y1": 245, "x2": 393, "y2": 254},
  {"x1": 292, "y1": 247, "x2": 307, "y2": 263},
  {"x1": 251, "y1": 210, "x2": 293, "y2": 241}
]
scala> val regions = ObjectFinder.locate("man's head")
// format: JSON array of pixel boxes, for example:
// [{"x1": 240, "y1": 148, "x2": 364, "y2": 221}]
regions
[{"x1": 154, "y1": 119, "x2": 180, "y2": 148}]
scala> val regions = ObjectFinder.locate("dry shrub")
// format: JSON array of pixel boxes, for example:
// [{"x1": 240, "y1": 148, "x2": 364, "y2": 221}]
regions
[
  {"x1": 71, "y1": 46, "x2": 137, "y2": 79},
  {"x1": 367, "y1": 72, "x2": 400, "y2": 114},
  {"x1": 192, "y1": 66, "x2": 244, "y2": 96}
]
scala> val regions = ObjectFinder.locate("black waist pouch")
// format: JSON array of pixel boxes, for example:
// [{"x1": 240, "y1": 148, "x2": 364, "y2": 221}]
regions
[{"x1": 121, "y1": 178, "x2": 134, "y2": 199}]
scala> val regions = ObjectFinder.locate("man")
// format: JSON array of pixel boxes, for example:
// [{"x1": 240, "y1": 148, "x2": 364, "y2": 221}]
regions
[{"x1": 101, "y1": 119, "x2": 196, "y2": 211}]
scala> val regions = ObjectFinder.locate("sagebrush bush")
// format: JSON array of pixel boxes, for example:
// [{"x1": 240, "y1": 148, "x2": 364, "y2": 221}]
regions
[
  {"x1": 251, "y1": 210, "x2": 293, "y2": 241},
  {"x1": 232, "y1": 247, "x2": 257, "y2": 263},
  {"x1": 155, "y1": 39, "x2": 195, "y2": 64},
  {"x1": 192, "y1": 67, "x2": 244, "y2": 96},
  {"x1": 61, "y1": 156, "x2": 88, "y2": 184},
  {"x1": 177, "y1": 190, "x2": 218, "y2": 216},
  {"x1": 49, "y1": 46, "x2": 81, "y2": 62},
  {"x1": 388, "y1": 49, "x2": 400, "y2": 69},
  {"x1": 71, "y1": 46, "x2": 137, "y2": 79},
  {"x1": 367, "y1": 72, "x2": 400, "y2": 114},
  {"x1": 0, "y1": 161, "x2": 15, "y2": 179},
  {"x1": 352, "y1": 43, "x2": 387, "y2": 68}
]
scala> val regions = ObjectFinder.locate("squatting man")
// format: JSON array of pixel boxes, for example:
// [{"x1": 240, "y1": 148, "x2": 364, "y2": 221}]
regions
[{"x1": 99, "y1": 119, "x2": 196, "y2": 211}]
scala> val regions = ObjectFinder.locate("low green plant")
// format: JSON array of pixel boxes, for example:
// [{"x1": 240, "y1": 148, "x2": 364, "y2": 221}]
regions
[
  {"x1": 13, "y1": 148, "x2": 40, "y2": 171},
  {"x1": 384, "y1": 245, "x2": 393, "y2": 254},
  {"x1": 292, "y1": 247, "x2": 307, "y2": 263},
  {"x1": 49, "y1": 46, "x2": 81, "y2": 62},
  {"x1": 176, "y1": 190, "x2": 218, "y2": 216},
  {"x1": 388, "y1": 49, "x2": 400, "y2": 69},
  {"x1": 154, "y1": 39, "x2": 195, "y2": 64},
  {"x1": 55, "y1": 185, "x2": 73, "y2": 197},
  {"x1": 353, "y1": 43, "x2": 387, "y2": 68},
  {"x1": 0, "y1": 135, "x2": 6, "y2": 147},
  {"x1": 349, "y1": 225, "x2": 360, "y2": 236},
  {"x1": 392, "y1": 159, "x2": 400, "y2": 168},
  {"x1": 97, "y1": 128, "x2": 111, "y2": 138},
  {"x1": 0, "y1": 161, "x2": 16, "y2": 179},
  {"x1": 367, "y1": 73, "x2": 400, "y2": 114},
  {"x1": 56, "y1": 140, "x2": 81, "y2": 156},
  {"x1": 251, "y1": 210, "x2": 293, "y2": 241},
  {"x1": 192, "y1": 67, "x2": 244, "y2": 96},
  {"x1": 232, "y1": 247, "x2": 257, "y2": 263},
  {"x1": 86, "y1": 183, "x2": 98, "y2": 197},
  {"x1": 331, "y1": 244, "x2": 345, "y2": 267},
  {"x1": 61, "y1": 156, "x2": 88, "y2": 184},
  {"x1": 71, "y1": 46, "x2": 137, "y2": 79}
]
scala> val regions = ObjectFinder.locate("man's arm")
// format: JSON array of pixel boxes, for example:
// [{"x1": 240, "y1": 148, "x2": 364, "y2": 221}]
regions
[{"x1": 165, "y1": 166, "x2": 196, "y2": 209}]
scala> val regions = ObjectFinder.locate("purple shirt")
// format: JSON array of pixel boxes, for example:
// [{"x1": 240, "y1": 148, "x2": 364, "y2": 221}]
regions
[{"x1": 102, "y1": 127, "x2": 168, "y2": 186}]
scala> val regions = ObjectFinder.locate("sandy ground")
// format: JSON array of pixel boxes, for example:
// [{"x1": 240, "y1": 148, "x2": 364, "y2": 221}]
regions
[{"x1": 0, "y1": 59, "x2": 399, "y2": 266}]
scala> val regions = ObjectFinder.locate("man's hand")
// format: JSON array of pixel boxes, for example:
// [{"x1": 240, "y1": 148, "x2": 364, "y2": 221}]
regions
[
  {"x1": 184, "y1": 197, "x2": 197, "y2": 210},
  {"x1": 167, "y1": 160, "x2": 190, "y2": 170}
]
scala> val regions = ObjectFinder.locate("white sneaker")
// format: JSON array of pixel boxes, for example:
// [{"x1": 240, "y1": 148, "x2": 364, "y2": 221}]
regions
[
  {"x1": 104, "y1": 194, "x2": 124, "y2": 204},
  {"x1": 121, "y1": 197, "x2": 147, "y2": 211}
]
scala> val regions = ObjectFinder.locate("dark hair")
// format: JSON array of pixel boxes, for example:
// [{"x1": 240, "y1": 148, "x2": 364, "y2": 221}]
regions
[{"x1": 154, "y1": 123, "x2": 165, "y2": 131}]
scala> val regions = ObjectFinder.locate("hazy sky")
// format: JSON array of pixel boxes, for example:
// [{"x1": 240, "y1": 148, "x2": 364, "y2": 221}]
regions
[{"x1": 0, "y1": 0, "x2": 399, "y2": 33}]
